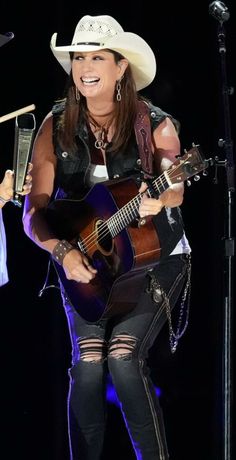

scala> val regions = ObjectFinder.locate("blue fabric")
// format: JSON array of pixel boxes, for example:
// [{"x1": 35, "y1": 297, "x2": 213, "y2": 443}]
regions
[{"x1": 0, "y1": 210, "x2": 8, "y2": 287}]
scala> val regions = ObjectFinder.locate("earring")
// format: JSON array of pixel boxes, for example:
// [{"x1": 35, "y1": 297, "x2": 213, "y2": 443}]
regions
[
  {"x1": 116, "y1": 77, "x2": 123, "y2": 102},
  {"x1": 75, "y1": 86, "x2": 80, "y2": 103}
]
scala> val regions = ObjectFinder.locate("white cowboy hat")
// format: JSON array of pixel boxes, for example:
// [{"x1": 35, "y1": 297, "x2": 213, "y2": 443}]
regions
[{"x1": 50, "y1": 15, "x2": 156, "y2": 91}]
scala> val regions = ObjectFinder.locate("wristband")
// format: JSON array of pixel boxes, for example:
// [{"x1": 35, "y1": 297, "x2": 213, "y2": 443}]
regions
[{"x1": 52, "y1": 239, "x2": 74, "y2": 265}]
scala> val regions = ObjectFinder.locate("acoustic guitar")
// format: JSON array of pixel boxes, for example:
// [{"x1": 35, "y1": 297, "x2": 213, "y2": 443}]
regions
[{"x1": 46, "y1": 145, "x2": 209, "y2": 322}]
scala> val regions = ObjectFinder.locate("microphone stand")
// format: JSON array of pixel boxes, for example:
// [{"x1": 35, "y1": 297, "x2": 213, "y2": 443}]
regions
[{"x1": 210, "y1": 5, "x2": 235, "y2": 460}]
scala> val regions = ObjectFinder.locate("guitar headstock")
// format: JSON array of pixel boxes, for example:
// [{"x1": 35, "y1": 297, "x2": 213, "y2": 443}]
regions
[{"x1": 167, "y1": 144, "x2": 210, "y2": 185}]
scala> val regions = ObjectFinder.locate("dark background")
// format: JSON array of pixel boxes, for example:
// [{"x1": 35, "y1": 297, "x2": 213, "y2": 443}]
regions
[{"x1": 0, "y1": 1, "x2": 235, "y2": 459}]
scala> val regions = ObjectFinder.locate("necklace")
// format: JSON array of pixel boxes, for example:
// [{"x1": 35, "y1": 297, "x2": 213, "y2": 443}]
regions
[{"x1": 88, "y1": 114, "x2": 113, "y2": 150}]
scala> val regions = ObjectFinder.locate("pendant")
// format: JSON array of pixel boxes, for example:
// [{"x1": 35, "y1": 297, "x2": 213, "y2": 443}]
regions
[
  {"x1": 94, "y1": 128, "x2": 108, "y2": 150},
  {"x1": 95, "y1": 138, "x2": 106, "y2": 149}
]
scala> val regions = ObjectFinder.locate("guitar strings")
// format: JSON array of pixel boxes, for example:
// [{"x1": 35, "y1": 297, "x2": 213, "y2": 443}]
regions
[
  {"x1": 79, "y1": 157, "x2": 198, "y2": 254},
  {"x1": 80, "y1": 159, "x2": 194, "y2": 253}
]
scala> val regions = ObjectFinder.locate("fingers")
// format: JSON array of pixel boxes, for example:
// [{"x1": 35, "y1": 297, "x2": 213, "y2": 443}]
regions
[
  {"x1": 0, "y1": 170, "x2": 14, "y2": 202},
  {"x1": 138, "y1": 181, "x2": 148, "y2": 193},
  {"x1": 83, "y1": 258, "x2": 97, "y2": 274},
  {"x1": 73, "y1": 258, "x2": 97, "y2": 283},
  {"x1": 139, "y1": 195, "x2": 163, "y2": 217},
  {"x1": 63, "y1": 250, "x2": 97, "y2": 284},
  {"x1": 24, "y1": 173, "x2": 33, "y2": 187},
  {"x1": 0, "y1": 164, "x2": 33, "y2": 202},
  {"x1": 27, "y1": 162, "x2": 33, "y2": 173},
  {"x1": 68, "y1": 266, "x2": 96, "y2": 284},
  {"x1": 3, "y1": 169, "x2": 14, "y2": 184},
  {"x1": 19, "y1": 165, "x2": 33, "y2": 196},
  {"x1": 20, "y1": 182, "x2": 32, "y2": 195}
]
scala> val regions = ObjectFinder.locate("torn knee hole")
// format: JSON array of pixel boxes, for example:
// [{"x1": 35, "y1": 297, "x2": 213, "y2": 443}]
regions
[
  {"x1": 78, "y1": 337, "x2": 106, "y2": 362},
  {"x1": 109, "y1": 334, "x2": 137, "y2": 358}
]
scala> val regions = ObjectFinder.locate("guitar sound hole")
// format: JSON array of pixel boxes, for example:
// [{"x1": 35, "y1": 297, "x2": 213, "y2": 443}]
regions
[{"x1": 96, "y1": 219, "x2": 113, "y2": 255}]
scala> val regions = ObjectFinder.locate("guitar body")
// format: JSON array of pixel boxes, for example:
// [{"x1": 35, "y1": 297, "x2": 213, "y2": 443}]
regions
[
  {"x1": 47, "y1": 178, "x2": 161, "y2": 322},
  {"x1": 46, "y1": 145, "x2": 208, "y2": 322}
]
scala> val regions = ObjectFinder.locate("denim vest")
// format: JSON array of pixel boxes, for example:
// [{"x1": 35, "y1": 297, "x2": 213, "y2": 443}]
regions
[{"x1": 51, "y1": 100, "x2": 184, "y2": 258}]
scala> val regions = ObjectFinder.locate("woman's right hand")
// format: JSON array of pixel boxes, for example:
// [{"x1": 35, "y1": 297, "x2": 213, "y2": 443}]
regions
[{"x1": 62, "y1": 248, "x2": 97, "y2": 283}]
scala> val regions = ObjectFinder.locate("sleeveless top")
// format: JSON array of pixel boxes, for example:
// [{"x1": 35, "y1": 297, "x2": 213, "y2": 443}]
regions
[{"x1": 51, "y1": 99, "x2": 191, "y2": 259}]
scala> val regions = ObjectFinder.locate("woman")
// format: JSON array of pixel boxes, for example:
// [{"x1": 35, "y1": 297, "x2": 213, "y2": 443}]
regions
[
  {"x1": 0, "y1": 167, "x2": 32, "y2": 286},
  {"x1": 23, "y1": 15, "x2": 191, "y2": 460}
]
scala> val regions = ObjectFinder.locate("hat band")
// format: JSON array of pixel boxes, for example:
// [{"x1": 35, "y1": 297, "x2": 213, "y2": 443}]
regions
[{"x1": 74, "y1": 42, "x2": 105, "y2": 46}]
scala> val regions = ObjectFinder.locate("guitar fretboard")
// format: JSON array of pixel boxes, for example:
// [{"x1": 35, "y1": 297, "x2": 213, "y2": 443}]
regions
[{"x1": 107, "y1": 172, "x2": 169, "y2": 238}]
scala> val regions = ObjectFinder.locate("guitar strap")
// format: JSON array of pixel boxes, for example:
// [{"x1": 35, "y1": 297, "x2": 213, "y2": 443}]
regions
[
  {"x1": 134, "y1": 101, "x2": 154, "y2": 177},
  {"x1": 134, "y1": 101, "x2": 184, "y2": 260}
]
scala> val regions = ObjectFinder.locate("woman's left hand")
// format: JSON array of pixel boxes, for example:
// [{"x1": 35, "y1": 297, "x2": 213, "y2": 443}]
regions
[{"x1": 138, "y1": 181, "x2": 163, "y2": 218}]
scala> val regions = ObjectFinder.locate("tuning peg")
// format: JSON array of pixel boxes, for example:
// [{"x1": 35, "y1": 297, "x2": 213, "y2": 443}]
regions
[
  {"x1": 203, "y1": 170, "x2": 208, "y2": 176},
  {"x1": 187, "y1": 180, "x2": 191, "y2": 186},
  {"x1": 194, "y1": 175, "x2": 200, "y2": 181}
]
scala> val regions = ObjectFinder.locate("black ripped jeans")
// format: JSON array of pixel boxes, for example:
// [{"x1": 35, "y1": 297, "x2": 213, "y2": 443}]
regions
[{"x1": 62, "y1": 254, "x2": 191, "y2": 460}]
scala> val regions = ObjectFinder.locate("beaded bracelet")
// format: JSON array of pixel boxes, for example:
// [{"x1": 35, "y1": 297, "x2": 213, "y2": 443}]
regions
[
  {"x1": 52, "y1": 239, "x2": 74, "y2": 266},
  {"x1": 0, "y1": 196, "x2": 10, "y2": 205}
]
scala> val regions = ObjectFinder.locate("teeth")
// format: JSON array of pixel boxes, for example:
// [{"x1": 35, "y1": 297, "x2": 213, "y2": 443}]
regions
[{"x1": 82, "y1": 78, "x2": 99, "y2": 84}]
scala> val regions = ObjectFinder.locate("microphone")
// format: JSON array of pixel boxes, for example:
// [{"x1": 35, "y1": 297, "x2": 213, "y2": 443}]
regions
[
  {"x1": 12, "y1": 112, "x2": 36, "y2": 207},
  {"x1": 209, "y1": 1, "x2": 230, "y2": 22}
]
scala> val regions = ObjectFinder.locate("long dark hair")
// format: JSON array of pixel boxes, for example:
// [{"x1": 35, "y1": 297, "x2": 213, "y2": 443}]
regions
[{"x1": 56, "y1": 50, "x2": 140, "y2": 154}]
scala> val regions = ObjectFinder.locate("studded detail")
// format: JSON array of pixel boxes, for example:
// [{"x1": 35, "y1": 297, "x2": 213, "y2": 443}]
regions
[{"x1": 52, "y1": 240, "x2": 74, "y2": 266}]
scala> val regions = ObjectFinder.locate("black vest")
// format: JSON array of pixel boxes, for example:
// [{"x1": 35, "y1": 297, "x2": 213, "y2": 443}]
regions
[{"x1": 51, "y1": 100, "x2": 184, "y2": 258}]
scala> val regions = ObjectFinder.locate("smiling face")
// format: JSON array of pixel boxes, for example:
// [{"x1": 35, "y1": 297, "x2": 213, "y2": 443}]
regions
[{"x1": 71, "y1": 50, "x2": 128, "y2": 104}]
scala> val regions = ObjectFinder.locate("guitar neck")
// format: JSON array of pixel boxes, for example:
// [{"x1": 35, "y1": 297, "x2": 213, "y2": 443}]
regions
[
  {"x1": 106, "y1": 145, "x2": 208, "y2": 238},
  {"x1": 107, "y1": 172, "x2": 169, "y2": 238}
]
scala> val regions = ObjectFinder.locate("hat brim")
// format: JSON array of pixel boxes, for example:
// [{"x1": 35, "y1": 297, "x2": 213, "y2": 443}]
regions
[
  {"x1": 50, "y1": 32, "x2": 156, "y2": 91},
  {"x1": 0, "y1": 32, "x2": 14, "y2": 48}
]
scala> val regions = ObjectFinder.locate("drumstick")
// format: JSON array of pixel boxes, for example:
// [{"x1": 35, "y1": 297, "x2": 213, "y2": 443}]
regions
[{"x1": 0, "y1": 104, "x2": 36, "y2": 123}]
